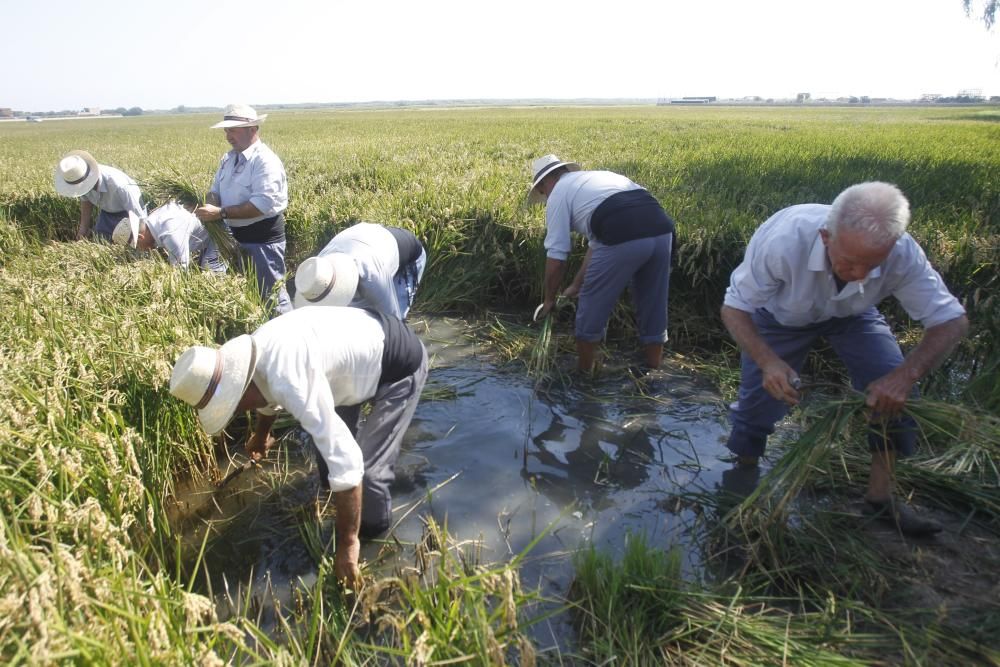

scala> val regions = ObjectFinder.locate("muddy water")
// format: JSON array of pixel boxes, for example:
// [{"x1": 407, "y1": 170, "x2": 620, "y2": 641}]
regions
[{"x1": 170, "y1": 315, "x2": 749, "y2": 642}]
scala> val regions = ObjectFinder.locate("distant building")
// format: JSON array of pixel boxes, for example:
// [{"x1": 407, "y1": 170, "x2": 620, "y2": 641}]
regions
[
  {"x1": 79, "y1": 107, "x2": 101, "y2": 116},
  {"x1": 0, "y1": 108, "x2": 12, "y2": 118},
  {"x1": 662, "y1": 96, "x2": 716, "y2": 105},
  {"x1": 796, "y1": 93, "x2": 811, "y2": 103}
]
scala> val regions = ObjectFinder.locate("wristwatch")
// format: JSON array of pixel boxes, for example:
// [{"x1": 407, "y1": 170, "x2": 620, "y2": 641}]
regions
[{"x1": 220, "y1": 206, "x2": 229, "y2": 221}]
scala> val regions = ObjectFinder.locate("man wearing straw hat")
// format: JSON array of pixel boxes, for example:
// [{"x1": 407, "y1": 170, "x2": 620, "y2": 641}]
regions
[
  {"x1": 195, "y1": 104, "x2": 292, "y2": 314},
  {"x1": 293, "y1": 222, "x2": 426, "y2": 320},
  {"x1": 721, "y1": 181, "x2": 969, "y2": 536},
  {"x1": 54, "y1": 150, "x2": 146, "y2": 242},
  {"x1": 528, "y1": 154, "x2": 675, "y2": 373},
  {"x1": 111, "y1": 201, "x2": 227, "y2": 272},
  {"x1": 169, "y1": 306, "x2": 428, "y2": 588}
]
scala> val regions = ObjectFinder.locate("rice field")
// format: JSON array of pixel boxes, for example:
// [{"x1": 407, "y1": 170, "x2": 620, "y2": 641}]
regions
[{"x1": 1, "y1": 105, "x2": 998, "y2": 664}]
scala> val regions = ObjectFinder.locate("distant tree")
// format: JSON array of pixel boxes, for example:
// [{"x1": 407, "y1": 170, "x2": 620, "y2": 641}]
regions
[
  {"x1": 964, "y1": 0, "x2": 998, "y2": 29},
  {"x1": 174, "y1": 105, "x2": 187, "y2": 113},
  {"x1": 123, "y1": 107, "x2": 143, "y2": 116}
]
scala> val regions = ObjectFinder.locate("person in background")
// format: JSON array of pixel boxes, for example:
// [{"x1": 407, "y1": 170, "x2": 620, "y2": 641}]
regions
[
  {"x1": 169, "y1": 306, "x2": 428, "y2": 589},
  {"x1": 293, "y1": 221, "x2": 426, "y2": 320},
  {"x1": 54, "y1": 150, "x2": 145, "y2": 242},
  {"x1": 528, "y1": 154, "x2": 675, "y2": 373},
  {"x1": 195, "y1": 104, "x2": 291, "y2": 314},
  {"x1": 111, "y1": 201, "x2": 226, "y2": 272},
  {"x1": 721, "y1": 181, "x2": 969, "y2": 536}
]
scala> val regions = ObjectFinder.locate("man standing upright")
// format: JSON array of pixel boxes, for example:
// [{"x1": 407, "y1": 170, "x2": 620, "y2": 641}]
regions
[
  {"x1": 195, "y1": 104, "x2": 291, "y2": 314},
  {"x1": 529, "y1": 154, "x2": 675, "y2": 372},
  {"x1": 54, "y1": 150, "x2": 145, "y2": 241},
  {"x1": 721, "y1": 182, "x2": 969, "y2": 535}
]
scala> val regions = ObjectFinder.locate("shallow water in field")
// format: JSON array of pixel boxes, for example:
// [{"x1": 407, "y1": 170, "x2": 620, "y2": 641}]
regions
[{"x1": 168, "y1": 315, "x2": 748, "y2": 647}]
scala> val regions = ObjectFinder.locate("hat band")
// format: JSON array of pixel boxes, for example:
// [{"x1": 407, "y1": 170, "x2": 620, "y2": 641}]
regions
[
  {"x1": 194, "y1": 351, "x2": 224, "y2": 410},
  {"x1": 306, "y1": 275, "x2": 336, "y2": 303},
  {"x1": 533, "y1": 163, "x2": 561, "y2": 184},
  {"x1": 224, "y1": 115, "x2": 254, "y2": 123},
  {"x1": 65, "y1": 164, "x2": 91, "y2": 186}
]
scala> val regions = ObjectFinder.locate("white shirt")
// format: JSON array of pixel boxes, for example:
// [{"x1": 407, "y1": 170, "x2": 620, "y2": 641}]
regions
[
  {"x1": 250, "y1": 307, "x2": 385, "y2": 492},
  {"x1": 319, "y1": 222, "x2": 402, "y2": 319},
  {"x1": 83, "y1": 165, "x2": 145, "y2": 215},
  {"x1": 543, "y1": 170, "x2": 642, "y2": 260},
  {"x1": 209, "y1": 139, "x2": 287, "y2": 227},
  {"x1": 724, "y1": 204, "x2": 966, "y2": 328},
  {"x1": 144, "y1": 201, "x2": 210, "y2": 268}
]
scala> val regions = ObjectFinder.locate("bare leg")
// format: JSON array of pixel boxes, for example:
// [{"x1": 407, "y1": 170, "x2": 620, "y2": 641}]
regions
[
  {"x1": 865, "y1": 448, "x2": 895, "y2": 503},
  {"x1": 576, "y1": 339, "x2": 598, "y2": 372},
  {"x1": 642, "y1": 343, "x2": 662, "y2": 369}
]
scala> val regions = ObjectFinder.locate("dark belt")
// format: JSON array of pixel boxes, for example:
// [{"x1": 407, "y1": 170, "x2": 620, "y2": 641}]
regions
[{"x1": 230, "y1": 213, "x2": 286, "y2": 244}]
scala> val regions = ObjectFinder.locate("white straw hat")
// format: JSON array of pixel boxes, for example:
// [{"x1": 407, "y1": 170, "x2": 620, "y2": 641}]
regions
[
  {"x1": 169, "y1": 334, "x2": 258, "y2": 436},
  {"x1": 292, "y1": 253, "x2": 360, "y2": 309},
  {"x1": 111, "y1": 211, "x2": 141, "y2": 248},
  {"x1": 211, "y1": 103, "x2": 268, "y2": 129},
  {"x1": 54, "y1": 150, "x2": 100, "y2": 197},
  {"x1": 527, "y1": 154, "x2": 581, "y2": 205}
]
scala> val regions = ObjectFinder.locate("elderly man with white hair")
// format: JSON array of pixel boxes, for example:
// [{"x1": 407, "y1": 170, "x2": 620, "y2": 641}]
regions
[
  {"x1": 721, "y1": 181, "x2": 969, "y2": 535},
  {"x1": 54, "y1": 150, "x2": 146, "y2": 241},
  {"x1": 112, "y1": 201, "x2": 226, "y2": 272},
  {"x1": 195, "y1": 104, "x2": 291, "y2": 314}
]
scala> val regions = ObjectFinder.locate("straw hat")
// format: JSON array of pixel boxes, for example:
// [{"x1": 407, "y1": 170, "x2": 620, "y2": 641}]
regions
[
  {"x1": 292, "y1": 253, "x2": 360, "y2": 309},
  {"x1": 54, "y1": 150, "x2": 100, "y2": 197},
  {"x1": 169, "y1": 335, "x2": 258, "y2": 435},
  {"x1": 111, "y1": 211, "x2": 141, "y2": 248},
  {"x1": 527, "y1": 154, "x2": 581, "y2": 205},
  {"x1": 210, "y1": 103, "x2": 268, "y2": 129}
]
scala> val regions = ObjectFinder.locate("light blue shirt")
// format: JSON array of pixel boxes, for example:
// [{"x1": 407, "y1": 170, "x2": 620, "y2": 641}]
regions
[
  {"x1": 143, "y1": 201, "x2": 211, "y2": 268},
  {"x1": 724, "y1": 204, "x2": 966, "y2": 329},
  {"x1": 319, "y1": 222, "x2": 402, "y2": 319},
  {"x1": 543, "y1": 170, "x2": 641, "y2": 260},
  {"x1": 209, "y1": 139, "x2": 287, "y2": 227},
  {"x1": 82, "y1": 165, "x2": 144, "y2": 215}
]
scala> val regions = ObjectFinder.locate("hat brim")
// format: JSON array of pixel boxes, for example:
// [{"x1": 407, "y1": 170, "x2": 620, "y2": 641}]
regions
[
  {"x1": 292, "y1": 253, "x2": 359, "y2": 309},
  {"x1": 527, "y1": 161, "x2": 581, "y2": 205},
  {"x1": 54, "y1": 150, "x2": 100, "y2": 197},
  {"x1": 197, "y1": 334, "x2": 258, "y2": 436},
  {"x1": 210, "y1": 114, "x2": 267, "y2": 129}
]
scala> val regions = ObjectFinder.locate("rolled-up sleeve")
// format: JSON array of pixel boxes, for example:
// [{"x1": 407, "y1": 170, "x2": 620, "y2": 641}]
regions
[
  {"x1": 266, "y1": 366, "x2": 364, "y2": 491},
  {"x1": 248, "y1": 159, "x2": 287, "y2": 217},
  {"x1": 893, "y1": 242, "x2": 966, "y2": 328},
  {"x1": 724, "y1": 237, "x2": 781, "y2": 313}
]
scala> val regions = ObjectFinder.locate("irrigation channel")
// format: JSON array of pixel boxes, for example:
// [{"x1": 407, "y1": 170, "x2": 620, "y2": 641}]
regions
[{"x1": 166, "y1": 315, "x2": 750, "y2": 647}]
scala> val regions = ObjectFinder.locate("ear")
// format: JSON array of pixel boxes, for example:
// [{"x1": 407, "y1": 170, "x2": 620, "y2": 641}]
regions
[{"x1": 819, "y1": 229, "x2": 831, "y2": 246}]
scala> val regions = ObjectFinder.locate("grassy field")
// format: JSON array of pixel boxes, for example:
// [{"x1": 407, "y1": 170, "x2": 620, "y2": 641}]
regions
[{"x1": 1, "y1": 106, "x2": 998, "y2": 664}]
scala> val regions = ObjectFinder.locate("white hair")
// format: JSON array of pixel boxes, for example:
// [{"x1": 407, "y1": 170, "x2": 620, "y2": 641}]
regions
[{"x1": 827, "y1": 182, "x2": 910, "y2": 246}]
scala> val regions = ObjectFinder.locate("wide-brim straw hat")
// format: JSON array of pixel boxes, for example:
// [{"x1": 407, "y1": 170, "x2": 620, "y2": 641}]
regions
[
  {"x1": 169, "y1": 334, "x2": 258, "y2": 436},
  {"x1": 292, "y1": 252, "x2": 360, "y2": 309},
  {"x1": 211, "y1": 103, "x2": 268, "y2": 129},
  {"x1": 54, "y1": 150, "x2": 100, "y2": 197},
  {"x1": 527, "y1": 154, "x2": 581, "y2": 205},
  {"x1": 111, "y1": 211, "x2": 141, "y2": 248}
]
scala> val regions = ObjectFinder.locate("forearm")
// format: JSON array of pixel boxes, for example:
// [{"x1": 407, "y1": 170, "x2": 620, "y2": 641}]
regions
[
  {"x1": 543, "y1": 257, "x2": 567, "y2": 305},
  {"x1": 78, "y1": 200, "x2": 93, "y2": 234},
  {"x1": 721, "y1": 306, "x2": 783, "y2": 369},
  {"x1": 253, "y1": 412, "x2": 277, "y2": 441},
  {"x1": 333, "y1": 484, "x2": 363, "y2": 588},
  {"x1": 894, "y1": 315, "x2": 970, "y2": 383}
]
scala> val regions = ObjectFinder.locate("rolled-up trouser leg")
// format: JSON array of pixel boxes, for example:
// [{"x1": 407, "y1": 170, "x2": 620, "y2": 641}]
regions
[
  {"x1": 826, "y1": 308, "x2": 918, "y2": 457},
  {"x1": 240, "y1": 241, "x2": 293, "y2": 315},
  {"x1": 355, "y1": 346, "x2": 428, "y2": 537},
  {"x1": 727, "y1": 310, "x2": 819, "y2": 458},
  {"x1": 630, "y1": 233, "x2": 672, "y2": 345}
]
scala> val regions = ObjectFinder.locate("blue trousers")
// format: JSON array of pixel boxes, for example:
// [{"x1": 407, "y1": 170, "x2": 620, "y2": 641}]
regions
[
  {"x1": 726, "y1": 308, "x2": 917, "y2": 458},
  {"x1": 576, "y1": 233, "x2": 672, "y2": 344},
  {"x1": 240, "y1": 241, "x2": 292, "y2": 315}
]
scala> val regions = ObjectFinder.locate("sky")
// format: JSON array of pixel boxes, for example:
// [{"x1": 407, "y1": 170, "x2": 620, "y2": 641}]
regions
[{"x1": 3, "y1": 0, "x2": 998, "y2": 111}]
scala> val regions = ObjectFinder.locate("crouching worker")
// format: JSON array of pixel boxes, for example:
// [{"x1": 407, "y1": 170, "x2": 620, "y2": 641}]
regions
[
  {"x1": 169, "y1": 306, "x2": 428, "y2": 588},
  {"x1": 112, "y1": 201, "x2": 227, "y2": 272},
  {"x1": 293, "y1": 222, "x2": 426, "y2": 320},
  {"x1": 721, "y1": 182, "x2": 969, "y2": 536},
  {"x1": 54, "y1": 149, "x2": 146, "y2": 241}
]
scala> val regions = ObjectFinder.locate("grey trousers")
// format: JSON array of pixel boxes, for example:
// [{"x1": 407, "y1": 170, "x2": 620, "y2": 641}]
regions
[{"x1": 316, "y1": 345, "x2": 428, "y2": 537}]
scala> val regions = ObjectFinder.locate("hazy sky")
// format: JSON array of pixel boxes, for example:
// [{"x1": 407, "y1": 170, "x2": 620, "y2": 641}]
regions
[{"x1": 3, "y1": 0, "x2": 998, "y2": 110}]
